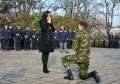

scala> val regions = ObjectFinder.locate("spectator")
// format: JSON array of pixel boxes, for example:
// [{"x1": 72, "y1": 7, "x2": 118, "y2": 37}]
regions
[{"x1": 58, "y1": 26, "x2": 68, "y2": 53}]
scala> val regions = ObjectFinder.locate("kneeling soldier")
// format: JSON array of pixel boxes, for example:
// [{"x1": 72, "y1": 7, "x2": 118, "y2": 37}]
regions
[{"x1": 61, "y1": 21, "x2": 101, "y2": 83}]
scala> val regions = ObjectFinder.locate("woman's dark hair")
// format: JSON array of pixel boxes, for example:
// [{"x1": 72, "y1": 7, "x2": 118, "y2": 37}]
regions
[{"x1": 41, "y1": 11, "x2": 51, "y2": 21}]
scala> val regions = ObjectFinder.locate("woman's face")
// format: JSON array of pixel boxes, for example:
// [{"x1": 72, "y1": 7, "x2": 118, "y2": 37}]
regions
[{"x1": 47, "y1": 13, "x2": 52, "y2": 19}]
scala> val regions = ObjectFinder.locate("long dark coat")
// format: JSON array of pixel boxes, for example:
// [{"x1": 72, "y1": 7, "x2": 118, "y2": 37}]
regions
[{"x1": 38, "y1": 20, "x2": 55, "y2": 52}]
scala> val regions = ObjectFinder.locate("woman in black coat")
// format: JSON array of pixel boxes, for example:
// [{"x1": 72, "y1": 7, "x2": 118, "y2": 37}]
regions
[{"x1": 39, "y1": 11, "x2": 55, "y2": 73}]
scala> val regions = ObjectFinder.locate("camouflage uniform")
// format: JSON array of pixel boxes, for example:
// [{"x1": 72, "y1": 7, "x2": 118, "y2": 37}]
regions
[
  {"x1": 102, "y1": 34, "x2": 108, "y2": 48},
  {"x1": 61, "y1": 31, "x2": 91, "y2": 79}
]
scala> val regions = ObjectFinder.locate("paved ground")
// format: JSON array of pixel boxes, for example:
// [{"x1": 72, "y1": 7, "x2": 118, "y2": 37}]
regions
[{"x1": 0, "y1": 48, "x2": 120, "y2": 84}]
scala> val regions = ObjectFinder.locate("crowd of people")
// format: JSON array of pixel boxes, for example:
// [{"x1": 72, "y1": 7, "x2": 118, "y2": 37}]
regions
[
  {"x1": 0, "y1": 25, "x2": 76, "y2": 51},
  {"x1": 0, "y1": 25, "x2": 39, "y2": 50},
  {"x1": 91, "y1": 33, "x2": 120, "y2": 48},
  {"x1": 0, "y1": 25, "x2": 120, "y2": 51}
]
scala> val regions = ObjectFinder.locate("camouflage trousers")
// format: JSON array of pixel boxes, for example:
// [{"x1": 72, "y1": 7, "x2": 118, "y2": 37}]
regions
[{"x1": 61, "y1": 55, "x2": 89, "y2": 79}]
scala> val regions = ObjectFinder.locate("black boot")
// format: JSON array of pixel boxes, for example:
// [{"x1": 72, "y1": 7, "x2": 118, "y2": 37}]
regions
[
  {"x1": 43, "y1": 63, "x2": 50, "y2": 73},
  {"x1": 42, "y1": 52, "x2": 50, "y2": 73},
  {"x1": 88, "y1": 71, "x2": 101, "y2": 83},
  {"x1": 64, "y1": 70, "x2": 74, "y2": 80}
]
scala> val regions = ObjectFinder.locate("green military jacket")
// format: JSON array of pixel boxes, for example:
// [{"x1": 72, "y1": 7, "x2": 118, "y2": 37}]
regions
[{"x1": 72, "y1": 31, "x2": 91, "y2": 63}]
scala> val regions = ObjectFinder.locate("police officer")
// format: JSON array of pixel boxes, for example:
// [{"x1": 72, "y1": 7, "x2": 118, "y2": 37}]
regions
[
  {"x1": 67, "y1": 29, "x2": 73, "y2": 49},
  {"x1": 14, "y1": 26, "x2": 22, "y2": 50},
  {"x1": 53, "y1": 30, "x2": 59, "y2": 49},
  {"x1": 31, "y1": 28, "x2": 37, "y2": 50},
  {"x1": 61, "y1": 21, "x2": 101, "y2": 83},
  {"x1": 1, "y1": 25, "x2": 11, "y2": 50},
  {"x1": 23, "y1": 27, "x2": 31, "y2": 50},
  {"x1": 0, "y1": 28, "x2": 4, "y2": 49},
  {"x1": 9, "y1": 26, "x2": 14, "y2": 50},
  {"x1": 36, "y1": 30, "x2": 41, "y2": 50},
  {"x1": 72, "y1": 30, "x2": 76, "y2": 40},
  {"x1": 109, "y1": 34, "x2": 114, "y2": 48},
  {"x1": 114, "y1": 34, "x2": 119, "y2": 48},
  {"x1": 103, "y1": 34, "x2": 108, "y2": 48}
]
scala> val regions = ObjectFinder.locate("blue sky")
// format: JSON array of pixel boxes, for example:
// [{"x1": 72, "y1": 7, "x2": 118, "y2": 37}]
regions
[{"x1": 113, "y1": 16, "x2": 120, "y2": 27}]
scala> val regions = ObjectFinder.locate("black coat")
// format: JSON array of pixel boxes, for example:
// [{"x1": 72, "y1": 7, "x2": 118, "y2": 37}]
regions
[{"x1": 38, "y1": 20, "x2": 55, "y2": 52}]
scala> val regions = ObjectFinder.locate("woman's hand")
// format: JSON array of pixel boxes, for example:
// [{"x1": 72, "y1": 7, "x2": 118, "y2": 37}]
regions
[{"x1": 47, "y1": 16, "x2": 52, "y2": 24}]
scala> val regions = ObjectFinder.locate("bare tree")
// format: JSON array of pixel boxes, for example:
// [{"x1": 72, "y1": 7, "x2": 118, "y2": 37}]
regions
[
  {"x1": 97, "y1": 0, "x2": 120, "y2": 36},
  {"x1": 58, "y1": 0, "x2": 96, "y2": 20},
  {"x1": 36, "y1": 0, "x2": 47, "y2": 13},
  {"x1": 58, "y1": 0, "x2": 75, "y2": 18}
]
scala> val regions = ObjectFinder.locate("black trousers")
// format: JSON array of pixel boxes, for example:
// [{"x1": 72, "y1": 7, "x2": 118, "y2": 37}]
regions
[
  {"x1": 67, "y1": 40, "x2": 73, "y2": 49},
  {"x1": 31, "y1": 39, "x2": 37, "y2": 50},
  {"x1": 24, "y1": 38, "x2": 30, "y2": 49},
  {"x1": 3, "y1": 39, "x2": 10, "y2": 50},
  {"x1": 42, "y1": 52, "x2": 49, "y2": 71},
  {"x1": 1, "y1": 39, "x2": 5, "y2": 49},
  {"x1": 9, "y1": 38, "x2": 14, "y2": 49},
  {"x1": 15, "y1": 38, "x2": 21, "y2": 50}
]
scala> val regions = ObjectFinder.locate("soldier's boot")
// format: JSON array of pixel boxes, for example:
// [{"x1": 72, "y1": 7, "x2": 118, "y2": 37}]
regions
[
  {"x1": 64, "y1": 70, "x2": 74, "y2": 80},
  {"x1": 88, "y1": 71, "x2": 101, "y2": 83}
]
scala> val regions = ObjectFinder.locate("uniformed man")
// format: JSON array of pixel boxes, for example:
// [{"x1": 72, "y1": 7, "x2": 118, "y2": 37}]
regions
[
  {"x1": 108, "y1": 33, "x2": 114, "y2": 48},
  {"x1": 14, "y1": 26, "x2": 22, "y2": 50},
  {"x1": 72, "y1": 30, "x2": 76, "y2": 41},
  {"x1": 20, "y1": 28, "x2": 25, "y2": 49},
  {"x1": 53, "y1": 30, "x2": 59, "y2": 49},
  {"x1": 61, "y1": 21, "x2": 101, "y2": 83},
  {"x1": 114, "y1": 34, "x2": 119, "y2": 48},
  {"x1": 9, "y1": 26, "x2": 14, "y2": 50},
  {"x1": 1, "y1": 25, "x2": 11, "y2": 50},
  {"x1": 67, "y1": 29, "x2": 73, "y2": 49},
  {"x1": 118, "y1": 34, "x2": 120, "y2": 48},
  {"x1": 0, "y1": 28, "x2": 4, "y2": 49},
  {"x1": 23, "y1": 27, "x2": 31, "y2": 50},
  {"x1": 36, "y1": 30, "x2": 41, "y2": 50},
  {"x1": 103, "y1": 34, "x2": 108, "y2": 48},
  {"x1": 31, "y1": 28, "x2": 38, "y2": 50}
]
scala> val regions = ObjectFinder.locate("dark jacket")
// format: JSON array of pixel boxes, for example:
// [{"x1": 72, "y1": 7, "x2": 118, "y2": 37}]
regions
[
  {"x1": 68, "y1": 31, "x2": 73, "y2": 40},
  {"x1": 58, "y1": 30, "x2": 68, "y2": 43},
  {"x1": 2, "y1": 28, "x2": 11, "y2": 40},
  {"x1": 54, "y1": 31, "x2": 59, "y2": 40},
  {"x1": 38, "y1": 20, "x2": 55, "y2": 52},
  {"x1": 9, "y1": 29, "x2": 14, "y2": 39},
  {"x1": 14, "y1": 28, "x2": 23, "y2": 39},
  {"x1": 23, "y1": 30, "x2": 31, "y2": 39},
  {"x1": 31, "y1": 30, "x2": 37, "y2": 40}
]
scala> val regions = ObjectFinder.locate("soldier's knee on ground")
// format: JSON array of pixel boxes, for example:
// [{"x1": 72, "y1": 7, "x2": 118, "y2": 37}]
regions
[
  {"x1": 79, "y1": 64, "x2": 89, "y2": 80},
  {"x1": 79, "y1": 71, "x2": 88, "y2": 80}
]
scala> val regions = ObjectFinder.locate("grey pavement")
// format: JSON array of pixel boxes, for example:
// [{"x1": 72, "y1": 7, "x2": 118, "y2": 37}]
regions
[{"x1": 0, "y1": 48, "x2": 120, "y2": 84}]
